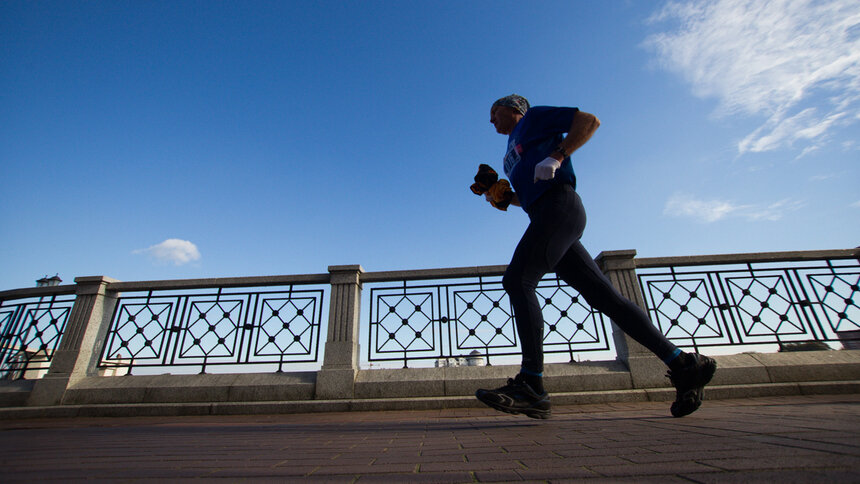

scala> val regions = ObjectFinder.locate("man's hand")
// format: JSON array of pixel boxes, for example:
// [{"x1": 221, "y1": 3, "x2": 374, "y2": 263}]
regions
[
  {"x1": 534, "y1": 157, "x2": 561, "y2": 182},
  {"x1": 487, "y1": 191, "x2": 521, "y2": 208}
]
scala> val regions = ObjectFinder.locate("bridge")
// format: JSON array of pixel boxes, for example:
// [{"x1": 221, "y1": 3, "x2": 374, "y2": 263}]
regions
[{"x1": 1, "y1": 248, "x2": 858, "y2": 418}]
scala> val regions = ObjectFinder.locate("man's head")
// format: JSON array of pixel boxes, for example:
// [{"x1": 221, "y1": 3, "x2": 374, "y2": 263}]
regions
[
  {"x1": 490, "y1": 94, "x2": 529, "y2": 135},
  {"x1": 492, "y1": 94, "x2": 529, "y2": 116}
]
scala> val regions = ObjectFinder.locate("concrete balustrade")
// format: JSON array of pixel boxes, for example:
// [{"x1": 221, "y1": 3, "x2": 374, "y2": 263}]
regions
[
  {"x1": 596, "y1": 250, "x2": 670, "y2": 389},
  {"x1": 0, "y1": 248, "x2": 858, "y2": 418},
  {"x1": 315, "y1": 265, "x2": 364, "y2": 400}
]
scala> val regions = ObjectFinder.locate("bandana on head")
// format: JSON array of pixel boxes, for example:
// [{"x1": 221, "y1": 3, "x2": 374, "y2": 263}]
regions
[{"x1": 492, "y1": 94, "x2": 530, "y2": 115}]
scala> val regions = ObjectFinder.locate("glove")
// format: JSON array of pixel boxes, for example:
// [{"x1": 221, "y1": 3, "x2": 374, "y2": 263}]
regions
[
  {"x1": 470, "y1": 164, "x2": 514, "y2": 211},
  {"x1": 470, "y1": 164, "x2": 499, "y2": 195},
  {"x1": 534, "y1": 157, "x2": 562, "y2": 183},
  {"x1": 487, "y1": 179, "x2": 513, "y2": 211}
]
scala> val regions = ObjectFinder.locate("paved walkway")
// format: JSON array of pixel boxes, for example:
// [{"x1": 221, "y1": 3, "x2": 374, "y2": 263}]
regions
[{"x1": 0, "y1": 394, "x2": 858, "y2": 482}]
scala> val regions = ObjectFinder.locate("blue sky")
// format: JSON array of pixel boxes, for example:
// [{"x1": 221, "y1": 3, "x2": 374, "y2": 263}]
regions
[{"x1": 2, "y1": 0, "x2": 858, "y2": 290}]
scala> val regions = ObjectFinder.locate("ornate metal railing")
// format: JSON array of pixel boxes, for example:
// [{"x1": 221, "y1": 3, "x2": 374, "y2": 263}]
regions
[
  {"x1": 0, "y1": 288, "x2": 76, "y2": 380},
  {"x1": 99, "y1": 277, "x2": 328, "y2": 374},
  {"x1": 1, "y1": 248, "x2": 856, "y2": 382},
  {"x1": 363, "y1": 267, "x2": 610, "y2": 367},
  {"x1": 636, "y1": 251, "x2": 860, "y2": 353}
]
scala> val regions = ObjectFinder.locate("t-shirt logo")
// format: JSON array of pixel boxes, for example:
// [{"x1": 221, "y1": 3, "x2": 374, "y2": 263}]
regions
[{"x1": 503, "y1": 140, "x2": 523, "y2": 177}]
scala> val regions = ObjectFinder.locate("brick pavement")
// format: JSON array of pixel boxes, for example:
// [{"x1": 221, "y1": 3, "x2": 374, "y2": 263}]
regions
[{"x1": 0, "y1": 394, "x2": 858, "y2": 482}]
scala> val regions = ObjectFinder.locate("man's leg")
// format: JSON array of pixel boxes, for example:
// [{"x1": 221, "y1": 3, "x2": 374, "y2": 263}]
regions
[
  {"x1": 475, "y1": 186, "x2": 579, "y2": 418},
  {"x1": 475, "y1": 231, "x2": 553, "y2": 419},
  {"x1": 502, "y1": 225, "x2": 552, "y2": 384},
  {"x1": 553, "y1": 240, "x2": 680, "y2": 362},
  {"x1": 553, "y1": 225, "x2": 716, "y2": 417},
  {"x1": 479, "y1": 185, "x2": 715, "y2": 417},
  {"x1": 501, "y1": 184, "x2": 587, "y2": 387}
]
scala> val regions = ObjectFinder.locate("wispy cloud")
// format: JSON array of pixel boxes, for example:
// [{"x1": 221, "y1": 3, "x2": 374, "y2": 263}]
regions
[
  {"x1": 664, "y1": 193, "x2": 804, "y2": 223},
  {"x1": 664, "y1": 193, "x2": 738, "y2": 222},
  {"x1": 134, "y1": 239, "x2": 201, "y2": 265},
  {"x1": 644, "y1": 0, "x2": 860, "y2": 155},
  {"x1": 809, "y1": 173, "x2": 837, "y2": 182}
]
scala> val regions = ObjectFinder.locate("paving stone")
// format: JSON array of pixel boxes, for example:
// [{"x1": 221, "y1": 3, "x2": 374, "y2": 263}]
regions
[
  {"x1": 472, "y1": 469, "x2": 524, "y2": 482},
  {"x1": 682, "y1": 468, "x2": 860, "y2": 483},
  {"x1": 419, "y1": 459, "x2": 523, "y2": 473},
  {"x1": 521, "y1": 455, "x2": 632, "y2": 468},
  {"x1": 0, "y1": 394, "x2": 857, "y2": 481},
  {"x1": 515, "y1": 467, "x2": 598, "y2": 480},
  {"x1": 699, "y1": 454, "x2": 860, "y2": 471}
]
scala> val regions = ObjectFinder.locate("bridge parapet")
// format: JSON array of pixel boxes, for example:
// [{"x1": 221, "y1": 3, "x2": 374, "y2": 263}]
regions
[{"x1": 1, "y1": 248, "x2": 858, "y2": 417}]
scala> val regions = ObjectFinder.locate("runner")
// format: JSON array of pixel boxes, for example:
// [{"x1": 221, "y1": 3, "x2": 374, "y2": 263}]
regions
[{"x1": 475, "y1": 94, "x2": 716, "y2": 419}]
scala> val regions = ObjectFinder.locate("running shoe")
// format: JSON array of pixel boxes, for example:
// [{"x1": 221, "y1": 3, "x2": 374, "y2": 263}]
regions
[
  {"x1": 667, "y1": 353, "x2": 717, "y2": 418},
  {"x1": 475, "y1": 374, "x2": 551, "y2": 419}
]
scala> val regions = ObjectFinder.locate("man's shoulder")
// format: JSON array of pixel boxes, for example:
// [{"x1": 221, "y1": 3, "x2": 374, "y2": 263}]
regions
[
  {"x1": 527, "y1": 105, "x2": 577, "y2": 114},
  {"x1": 523, "y1": 105, "x2": 577, "y2": 122},
  {"x1": 524, "y1": 105, "x2": 556, "y2": 115},
  {"x1": 520, "y1": 106, "x2": 577, "y2": 134},
  {"x1": 520, "y1": 106, "x2": 554, "y2": 128}
]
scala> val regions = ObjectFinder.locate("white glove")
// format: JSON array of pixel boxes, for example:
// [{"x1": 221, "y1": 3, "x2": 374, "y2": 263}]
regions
[{"x1": 534, "y1": 157, "x2": 561, "y2": 183}]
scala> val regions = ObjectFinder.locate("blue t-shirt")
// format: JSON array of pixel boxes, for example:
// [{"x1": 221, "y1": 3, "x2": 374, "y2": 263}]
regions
[{"x1": 501, "y1": 105, "x2": 579, "y2": 211}]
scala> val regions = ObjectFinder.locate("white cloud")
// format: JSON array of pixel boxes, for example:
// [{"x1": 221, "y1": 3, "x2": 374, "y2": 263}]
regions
[
  {"x1": 745, "y1": 198, "x2": 807, "y2": 221},
  {"x1": 644, "y1": 0, "x2": 860, "y2": 155},
  {"x1": 134, "y1": 239, "x2": 201, "y2": 265},
  {"x1": 664, "y1": 193, "x2": 804, "y2": 223},
  {"x1": 851, "y1": 201, "x2": 860, "y2": 208},
  {"x1": 664, "y1": 193, "x2": 740, "y2": 222},
  {"x1": 809, "y1": 173, "x2": 836, "y2": 182}
]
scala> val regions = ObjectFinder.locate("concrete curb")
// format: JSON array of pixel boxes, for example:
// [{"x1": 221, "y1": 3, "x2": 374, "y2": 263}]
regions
[
  {"x1": 1, "y1": 380, "x2": 857, "y2": 420},
  {"x1": 3, "y1": 351, "x2": 858, "y2": 419}
]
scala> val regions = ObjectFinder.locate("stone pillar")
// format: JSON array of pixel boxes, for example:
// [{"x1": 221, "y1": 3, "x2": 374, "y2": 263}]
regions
[
  {"x1": 595, "y1": 250, "x2": 668, "y2": 389},
  {"x1": 27, "y1": 276, "x2": 119, "y2": 406},
  {"x1": 315, "y1": 265, "x2": 364, "y2": 400}
]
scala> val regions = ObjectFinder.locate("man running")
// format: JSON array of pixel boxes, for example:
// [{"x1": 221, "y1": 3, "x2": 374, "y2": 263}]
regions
[{"x1": 475, "y1": 94, "x2": 716, "y2": 419}]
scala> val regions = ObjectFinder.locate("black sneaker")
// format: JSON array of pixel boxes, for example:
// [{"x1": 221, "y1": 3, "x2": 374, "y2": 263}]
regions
[
  {"x1": 475, "y1": 375, "x2": 551, "y2": 419},
  {"x1": 667, "y1": 353, "x2": 717, "y2": 418}
]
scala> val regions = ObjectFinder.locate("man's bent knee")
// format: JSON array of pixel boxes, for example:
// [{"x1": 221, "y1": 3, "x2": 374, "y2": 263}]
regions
[{"x1": 503, "y1": 267, "x2": 540, "y2": 297}]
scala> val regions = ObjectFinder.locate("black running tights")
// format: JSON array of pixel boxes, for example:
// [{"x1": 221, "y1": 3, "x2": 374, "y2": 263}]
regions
[{"x1": 502, "y1": 184, "x2": 679, "y2": 374}]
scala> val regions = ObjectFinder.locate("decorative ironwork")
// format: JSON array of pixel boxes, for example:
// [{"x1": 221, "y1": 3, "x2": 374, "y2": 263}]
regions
[
  {"x1": 638, "y1": 258, "x2": 860, "y2": 352},
  {"x1": 100, "y1": 286, "x2": 325, "y2": 374},
  {"x1": 368, "y1": 275, "x2": 609, "y2": 367},
  {"x1": 0, "y1": 294, "x2": 75, "y2": 380}
]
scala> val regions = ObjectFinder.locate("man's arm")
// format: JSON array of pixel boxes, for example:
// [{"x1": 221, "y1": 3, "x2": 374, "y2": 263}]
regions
[
  {"x1": 533, "y1": 110, "x2": 601, "y2": 183},
  {"x1": 549, "y1": 111, "x2": 601, "y2": 161}
]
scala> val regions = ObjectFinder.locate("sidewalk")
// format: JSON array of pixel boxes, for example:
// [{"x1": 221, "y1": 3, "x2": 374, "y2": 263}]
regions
[{"x1": 1, "y1": 394, "x2": 858, "y2": 482}]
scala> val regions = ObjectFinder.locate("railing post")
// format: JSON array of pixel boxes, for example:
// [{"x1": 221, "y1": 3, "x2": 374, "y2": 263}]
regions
[
  {"x1": 27, "y1": 276, "x2": 119, "y2": 406},
  {"x1": 315, "y1": 265, "x2": 364, "y2": 400},
  {"x1": 595, "y1": 250, "x2": 668, "y2": 389}
]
